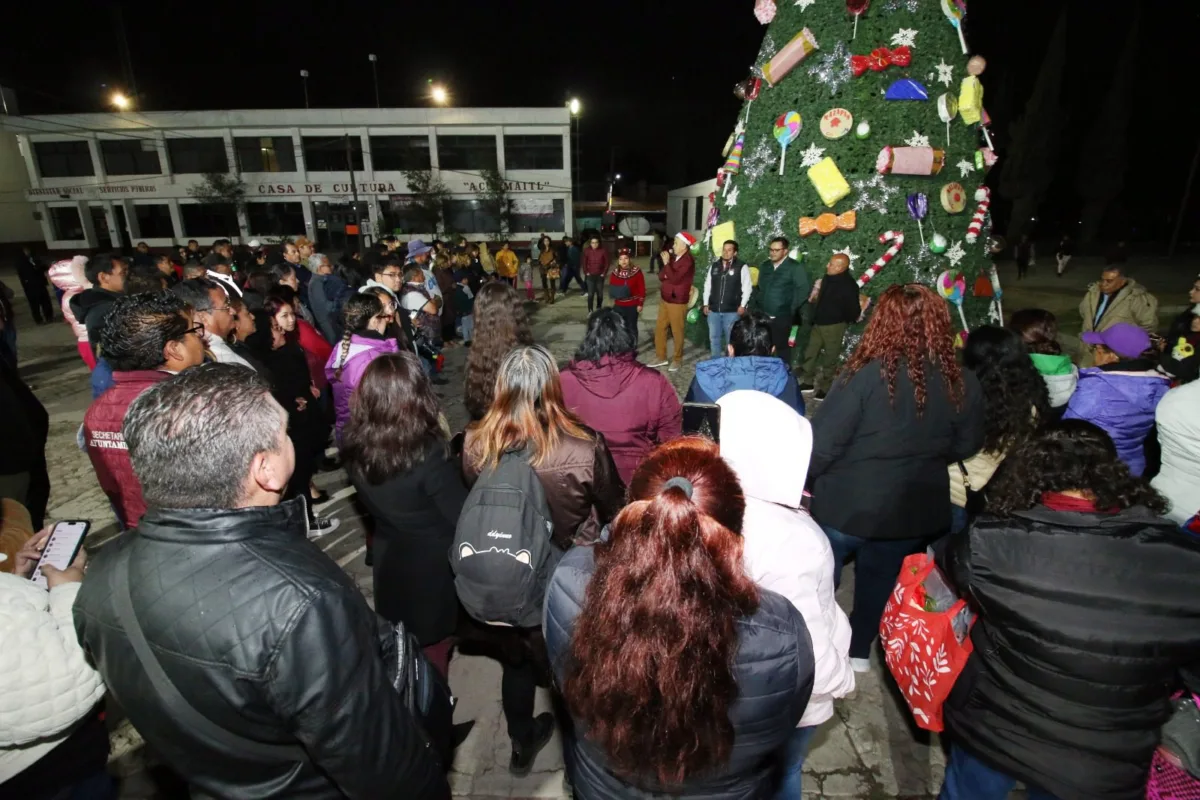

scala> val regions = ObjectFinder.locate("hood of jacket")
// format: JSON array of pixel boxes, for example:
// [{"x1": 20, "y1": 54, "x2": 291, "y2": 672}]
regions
[
  {"x1": 563, "y1": 352, "x2": 640, "y2": 399},
  {"x1": 1072, "y1": 366, "x2": 1168, "y2": 414},
  {"x1": 1030, "y1": 354, "x2": 1079, "y2": 408},
  {"x1": 1029, "y1": 352, "x2": 1074, "y2": 376},
  {"x1": 694, "y1": 356, "x2": 790, "y2": 403},
  {"x1": 718, "y1": 389, "x2": 810, "y2": 510},
  {"x1": 47, "y1": 256, "x2": 91, "y2": 292}
]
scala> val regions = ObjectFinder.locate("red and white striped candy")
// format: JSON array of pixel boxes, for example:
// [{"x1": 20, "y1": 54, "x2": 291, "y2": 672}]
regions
[
  {"x1": 965, "y1": 186, "x2": 991, "y2": 244},
  {"x1": 857, "y1": 230, "x2": 905, "y2": 288}
]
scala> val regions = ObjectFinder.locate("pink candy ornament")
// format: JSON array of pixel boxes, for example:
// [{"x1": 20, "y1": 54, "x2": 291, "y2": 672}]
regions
[{"x1": 755, "y1": 0, "x2": 777, "y2": 24}]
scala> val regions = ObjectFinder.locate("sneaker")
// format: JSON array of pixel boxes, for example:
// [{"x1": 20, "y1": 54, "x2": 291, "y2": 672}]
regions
[
  {"x1": 850, "y1": 657, "x2": 871, "y2": 674},
  {"x1": 307, "y1": 514, "x2": 340, "y2": 540},
  {"x1": 668, "y1": 363, "x2": 681, "y2": 373},
  {"x1": 509, "y1": 712, "x2": 555, "y2": 777},
  {"x1": 799, "y1": 383, "x2": 815, "y2": 392},
  {"x1": 814, "y1": 390, "x2": 828, "y2": 400},
  {"x1": 647, "y1": 359, "x2": 669, "y2": 369}
]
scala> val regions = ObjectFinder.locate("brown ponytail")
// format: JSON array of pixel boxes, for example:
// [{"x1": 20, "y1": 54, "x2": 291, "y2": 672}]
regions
[{"x1": 335, "y1": 293, "x2": 385, "y2": 381}]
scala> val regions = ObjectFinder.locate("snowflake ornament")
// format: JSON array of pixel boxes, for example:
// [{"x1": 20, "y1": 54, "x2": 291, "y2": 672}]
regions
[
  {"x1": 935, "y1": 59, "x2": 954, "y2": 87},
  {"x1": 799, "y1": 142, "x2": 827, "y2": 168},
  {"x1": 726, "y1": 183, "x2": 741, "y2": 208},
  {"x1": 806, "y1": 41, "x2": 853, "y2": 96},
  {"x1": 945, "y1": 240, "x2": 966, "y2": 267},
  {"x1": 883, "y1": 0, "x2": 920, "y2": 12},
  {"x1": 833, "y1": 245, "x2": 860, "y2": 266},
  {"x1": 734, "y1": 119, "x2": 746, "y2": 137},
  {"x1": 794, "y1": 0, "x2": 816, "y2": 9},
  {"x1": 905, "y1": 131, "x2": 931, "y2": 148},
  {"x1": 957, "y1": 159, "x2": 976, "y2": 178},
  {"x1": 745, "y1": 208, "x2": 787, "y2": 249},
  {"x1": 891, "y1": 28, "x2": 919, "y2": 47},
  {"x1": 852, "y1": 174, "x2": 901, "y2": 215},
  {"x1": 742, "y1": 137, "x2": 778, "y2": 187}
]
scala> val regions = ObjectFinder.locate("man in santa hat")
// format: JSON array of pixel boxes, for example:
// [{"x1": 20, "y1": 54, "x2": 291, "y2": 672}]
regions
[{"x1": 649, "y1": 232, "x2": 697, "y2": 372}]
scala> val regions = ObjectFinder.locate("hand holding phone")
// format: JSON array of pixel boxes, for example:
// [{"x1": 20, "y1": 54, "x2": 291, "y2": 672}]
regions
[
  {"x1": 682, "y1": 402, "x2": 722, "y2": 443},
  {"x1": 29, "y1": 520, "x2": 90, "y2": 589}
]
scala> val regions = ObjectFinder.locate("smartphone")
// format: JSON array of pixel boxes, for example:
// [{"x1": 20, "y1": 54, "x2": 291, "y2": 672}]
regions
[
  {"x1": 682, "y1": 402, "x2": 722, "y2": 443},
  {"x1": 29, "y1": 520, "x2": 90, "y2": 589}
]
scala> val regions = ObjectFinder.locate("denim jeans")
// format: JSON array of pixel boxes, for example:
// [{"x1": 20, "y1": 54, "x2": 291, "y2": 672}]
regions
[
  {"x1": 822, "y1": 525, "x2": 926, "y2": 658},
  {"x1": 459, "y1": 313, "x2": 474, "y2": 343},
  {"x1": 939, "y1": 744, "x2": 1060, "y2": 800},
  {"x1": 707, "y1": 311, "x2": 739, "y2": 357},
  {"x1": 774, "y1": 725, "x2": 819, "y2": 799},
  {"x1": 949, "y1": 505, "x2": 969, "y2": 535},
  {"x1": 585, "y1": 274, "x2": 605, "y2": 311}
]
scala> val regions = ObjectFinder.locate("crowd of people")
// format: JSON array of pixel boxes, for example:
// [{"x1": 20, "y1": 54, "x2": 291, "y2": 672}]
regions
[{"x1": 1, "y1": 230, "x2": 1199, "y2": 800}]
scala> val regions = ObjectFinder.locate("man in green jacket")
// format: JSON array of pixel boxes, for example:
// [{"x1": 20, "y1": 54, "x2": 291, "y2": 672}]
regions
[{"x1": 749, "y1": 236, "x2": 810, "y2": 368}]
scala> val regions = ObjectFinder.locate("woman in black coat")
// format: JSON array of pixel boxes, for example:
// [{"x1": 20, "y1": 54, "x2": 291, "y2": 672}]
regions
[
  {"x1": 341, "y1": 350, "x2": 464, "y2": 678},
  {"x1": 936, "y1": 420, "x2": 1200, "y2": 800},
  {"x1": 809, "y1": 284, "x2": 983, "y2": 671}
]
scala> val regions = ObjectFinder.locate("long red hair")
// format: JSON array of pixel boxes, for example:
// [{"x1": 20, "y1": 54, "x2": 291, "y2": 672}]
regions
[
  {"x1": 841, "y1": 283, "x2": 963, "y2": 413},
  {"x1": 564, "y1": 438, "x2": 759, "y2": 787}
]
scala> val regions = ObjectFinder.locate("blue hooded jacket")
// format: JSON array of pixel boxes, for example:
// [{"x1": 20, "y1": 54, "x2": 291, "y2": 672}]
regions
[
  {"x1": 1062, "y1": 362, "x2": 1170, "y2": 477},
  {"x1": 685, "y1": 356, "x2": 805, "y2": 416}
]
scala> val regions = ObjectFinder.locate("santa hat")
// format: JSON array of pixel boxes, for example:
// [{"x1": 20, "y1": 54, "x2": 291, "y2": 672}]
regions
[{"x1": 675, "y1": 231, "x2": 697, "y2": 247}]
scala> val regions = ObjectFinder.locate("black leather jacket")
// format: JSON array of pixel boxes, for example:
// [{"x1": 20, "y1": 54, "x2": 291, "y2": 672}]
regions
[{"x1": 73, "y1": 498, "x2": 449, "y2": 799}]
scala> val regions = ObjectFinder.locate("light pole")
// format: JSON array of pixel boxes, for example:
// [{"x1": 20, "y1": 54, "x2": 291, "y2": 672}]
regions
[
  {"x1": 110, "y1": 91, "x2": 131, "y2": 111},
  {"x1": 568, "y1": 98, "x2": 581, "y2": 203},
  {"x1": 368, "y1": 54, "x2": 380, "y2": 108},
  {"x1": 430, "y1": 83, "x2": 449, "y2": 106},
  {"x1": 300, "y1": 70, "x2": 310, "y2": 109}
]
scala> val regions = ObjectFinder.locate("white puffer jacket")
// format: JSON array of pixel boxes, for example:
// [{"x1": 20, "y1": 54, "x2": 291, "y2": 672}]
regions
[
  {"x1": 1152, "y1": 380, "x2": 1200, "y2": 524},
  {"x1": 719, "y1": 389, "x2": 855, "y2": 727},
  {"x1": 0, "y1": 573, "x2": 106, "y2": 781},
  {"x1": 46, "y1": 256, "x2": 91, "y2": 343}
]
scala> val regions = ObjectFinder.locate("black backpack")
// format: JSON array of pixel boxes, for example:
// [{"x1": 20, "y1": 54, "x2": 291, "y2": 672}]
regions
[{"x1": 452, "y1": 450, "x2": 558, "y2": 628}]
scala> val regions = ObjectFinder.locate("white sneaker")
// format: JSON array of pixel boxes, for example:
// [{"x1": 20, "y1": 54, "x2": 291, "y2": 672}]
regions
[
  {"x1": 850, "y1": 657, "x2": 871, "y2": 673},
  {"x1": 668, "y1": 363, "x2": 681, "y2": 373},
  {"x1": 307, "y1": 514, "x2": 340, "y2": 540},
  {"x1": 647, "y1": 359, "x2": 669, "y2": 368}
]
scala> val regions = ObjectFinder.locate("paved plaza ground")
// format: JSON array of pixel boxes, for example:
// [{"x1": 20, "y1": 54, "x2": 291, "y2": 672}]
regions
[{"x1": 4, "y1": 252, "x2": 1193, "y2": 798}]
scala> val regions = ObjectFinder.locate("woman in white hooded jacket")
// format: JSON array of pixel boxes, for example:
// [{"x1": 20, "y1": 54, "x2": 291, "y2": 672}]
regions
[
  {"x1": 46, "y1": 256, "x2": 94, "y2": 370},
  {"x1": 717, "y1": 389, "x2": 855, "y2": 798},
  {"x1": 1151, "y1": 379, "x2": 1200, "y2": 524}
]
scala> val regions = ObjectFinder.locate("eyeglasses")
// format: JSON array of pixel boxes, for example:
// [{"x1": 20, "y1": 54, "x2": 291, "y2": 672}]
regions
[
  {"x1": 208, "y1": 304, "x2": 233, "y2": 314},
  {"x1": 180, "y1": 323, "x2": 206, "y2": 339},
  {"x1": 380, "y1": 272, "x2": 403, "y2": 279}
]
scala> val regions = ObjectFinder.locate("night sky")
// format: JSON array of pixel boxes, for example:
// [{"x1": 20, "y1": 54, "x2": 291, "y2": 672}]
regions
[{"x1": 1, "y1": 0, "x2": 1196, "y2": 242}]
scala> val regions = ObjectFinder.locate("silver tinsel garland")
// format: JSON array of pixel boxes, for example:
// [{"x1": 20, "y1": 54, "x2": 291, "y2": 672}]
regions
[
  {"x1": 883, "y1": 0, "x2": 920, "y2": 12},
  {"x1": 852, "y1": 174, "x2": 901, "y2": 215},
  {"x1": 742, "y1": 137, "x2": 778, "y2": 188},
  {"x1": 744, "y1": 208, "x2": 787, "y2": 249},
  {"x1": 805, "y1": 41, "x2": 853, "y2": 96}
]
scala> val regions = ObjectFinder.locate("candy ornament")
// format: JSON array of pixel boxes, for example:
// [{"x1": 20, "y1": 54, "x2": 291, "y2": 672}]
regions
[
  {"x1": 974, "y1": 147, "x2": 997, "y2": 172},
  {"x1": 723, "y1": 135, "x2": 745, "y2": 195},
  {"x1": 876, "y1": 146, "x2": 946, "y2": 176},
  {"x1": 940, "y1": 0, "x2": 969, "y2": 54},
  {"x1": 850, "y1": 45, "x2": 912, "y2": 77},
  {"x1": 807, "y1": 157, "x2": 852, "y2": 206},
  {"x1": 907, "y1": 193, "x2": 929, "y2": 247},
  {"x1": 937, "y1": 93, "x2": 959, "y2": 146},
  {"x1": 857, "y1": 230, "x2": 905, "y2": 288},
  {"x1": 929, "y1": 233, "x2": 949, "y2": 254},
  {"x1": 940, "y1": 182, "x2": 966, "y2": 213},
  {"x1": 733, "y1": 76, "x2": 763, "y2": 123},
  {"x1": 856, "y1": 121, "x2": 872, "y2": 139},
  {"x1": 799, "y1": 210, "x2": 857, "y2": 237},
  {"x1": 774, "y1": 112, "x2": 802, "y2": 175},
  {"x1": 754, "y1": 0, "x2": 777, "y2": 24},
  {"x1": 885, "y1": 78, "x2": 930, "y2": 101},
  {"x1": 848, "y1": 0, "x2": 870, "y2": 39},
  {"x1": 820, "y1": 108, "x2": 854, "y2": 139},
  {"x1": 959, "y1": 56, "x2": 986, "y2": 125},
  {"x1": 763, "y1": 28, "x2": 820, "y2": 86},
  {"x1": 937, "y1": 270, "x2": 971, "y2": 332},
  {"x1": 965, "y1": 185, "x2": 991, "y2": 243}
]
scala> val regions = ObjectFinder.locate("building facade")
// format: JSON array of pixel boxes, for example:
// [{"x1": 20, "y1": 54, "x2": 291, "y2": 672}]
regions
[
  {"x1": 1, "y1": 107, "x2": 573, "y2": 252},
  {"x1": 667, "y1": 178, "x2": 717, "y2": 242}
]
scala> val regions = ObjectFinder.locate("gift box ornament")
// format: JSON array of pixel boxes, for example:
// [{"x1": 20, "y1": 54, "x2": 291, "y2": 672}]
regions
[{"x1": 807, "y1": 157, "x2": 852, "y2": 207}]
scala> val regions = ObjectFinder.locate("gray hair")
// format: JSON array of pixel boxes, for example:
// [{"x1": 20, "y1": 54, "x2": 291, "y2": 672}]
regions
[
  {"x1": 308, "y1": 253, "x2": 330, "y2": 271},
  {"x1": 171, "y1": 278, "x2": 224, "y2": 312},
  {"x1": 123, "y1": 364, "x2": 287, "y2": 510},
  {"x1": 496, "y1": 344, "x2": 559, "y2": 404}
]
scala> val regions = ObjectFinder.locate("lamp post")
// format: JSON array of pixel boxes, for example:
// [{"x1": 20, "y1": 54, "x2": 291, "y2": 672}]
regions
[
  {"x1": 300, "y1": 70, "x2": 310, "y2": 109},
  {"x1": 567, "y1": 97, "x2": 582, "y2": 204},
  {"x1": 430, "y1": 83, "x2": 449, "y2": 105},
  {"x1": 110, "y1": 91, "x2": 131, "y2": 111},
  {"x1": 368, "y1": 54, "x2": 380, "y2": 108}
]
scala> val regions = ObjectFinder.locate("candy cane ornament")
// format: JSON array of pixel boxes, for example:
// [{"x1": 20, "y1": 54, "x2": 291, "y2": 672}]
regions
[
  {"x1": 857, "y1": 230, "x2": 905, "y2": 288},
  {"x1": 965, "y1": 186, "x2": 991, "y2": 243}
]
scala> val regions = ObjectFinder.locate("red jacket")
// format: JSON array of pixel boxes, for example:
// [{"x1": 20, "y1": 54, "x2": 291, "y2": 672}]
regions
[
  {"x1": 581, "y1": 246, "x2": 610, "y2": 277},
  {"x1": 83, "y1": 370, "x2": 173, "y2": 528},
  {"x1": 608, "y1": 269, "x2": 645, "y2": 308},
  {"x1": 295, "y1": 319, "x2": 333, "y2": 391},
  {"x1": 660, "y1": 252, "x2": 695, "y2": 305}
]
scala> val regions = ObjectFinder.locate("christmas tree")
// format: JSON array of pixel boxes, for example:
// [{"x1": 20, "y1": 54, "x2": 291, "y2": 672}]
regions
[{"x1": 693, "y1": 0, "x2": 1000, "y2": 357}]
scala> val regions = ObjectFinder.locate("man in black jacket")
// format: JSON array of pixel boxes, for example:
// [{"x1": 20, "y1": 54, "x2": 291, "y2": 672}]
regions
[
  {"x1": 74, "y1": 364, "x2": 449, "y2": 800},
  {"x1": 69, "y1": 254, "x2": 127, "y2": 358},
  {"x1": 702, "y1": 239, "x2": 752, "y2": 358},
  {"x1": 16, "y1": 245, "x2": 54, "y2": 325}
]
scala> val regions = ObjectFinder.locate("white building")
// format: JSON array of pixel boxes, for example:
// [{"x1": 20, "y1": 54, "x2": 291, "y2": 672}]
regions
[
  {"x1": 0, "y1": 107, "x2": 573, "y2": 252},
  {"x1": 667, "y1": 178, "x2": 717, "y2": 242},
  {"x1": 0, "y1": 131, "x2": 42, "y2": 244}
]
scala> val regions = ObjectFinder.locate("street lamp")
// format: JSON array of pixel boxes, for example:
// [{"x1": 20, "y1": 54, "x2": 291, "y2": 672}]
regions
[
  {"x1": 568, "y1": 97, "x2": 581, "y2": 116},
  {"x1": 567, "y1": 98, "x2": 582, "y2": 204},
  {"x1": 368, "y1": 54, "x2": 380, "y2": 108},
  {"x1": 110, "y1": 91, "x2": 130, "y2": 111},
  {"x1": 300, "y1": 69, "x2": 310, "y2": 109},
  {"x1": 430, "y1": 84, "x2": 449, "y2": 105}
]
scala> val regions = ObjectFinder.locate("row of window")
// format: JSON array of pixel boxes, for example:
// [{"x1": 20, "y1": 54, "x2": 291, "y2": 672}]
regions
[
  {"x1": 679, "y1": 196, "x2": 706, "y2": 233},
  {"x1": 33, "y1": 134, "x2": 565, "y2": 178},
  {"x1": 46, "y1": 197, "x2": 567, "y2": 241}
]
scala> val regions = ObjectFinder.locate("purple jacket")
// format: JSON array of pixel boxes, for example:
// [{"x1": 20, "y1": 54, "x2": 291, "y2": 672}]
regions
[
  {"x1": 1062, "y1": 364, "x2": 1170, "y2": 476},
  {"x1": 324, "y1": 333, "x2": 399, "y2": 441}
]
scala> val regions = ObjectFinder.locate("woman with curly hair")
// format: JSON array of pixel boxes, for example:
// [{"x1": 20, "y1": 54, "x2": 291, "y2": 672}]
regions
[
  {"x1": 463, "y1": 281, "x2": 534, "y2": 422},
  {"x1": 948, "y1": 326, "x2": 1050, "y2": 533},
  {"x1": 809, "y1": 284, "x2": 983, "y2": 671},
  {"x1": 1008, "y1": 308, "x2": 1078, "y2": 412},
  {"x1": 935, "y1": 419, "x2": 1200, "y2": 800},
  {"x1": 544, "y1": 437, "x2": 815, "y2": 799}
]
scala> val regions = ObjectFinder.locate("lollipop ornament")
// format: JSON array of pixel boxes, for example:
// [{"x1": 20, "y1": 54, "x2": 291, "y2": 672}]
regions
[
  {"x1": 847, "y1": 0, "x2": 870, "y2": 40},
  {"x1": 775, "y1": 112, "x2": 802, "y2": 175},
  {"x1": 941, "y1": 0, "x2": 969, "y2": 55},
  {"x1": 907, "y1": 193, "x2": 929, "y2": 248},
  {"x1": 937, "y1": 270, "x2": 971, "y2": 332}
]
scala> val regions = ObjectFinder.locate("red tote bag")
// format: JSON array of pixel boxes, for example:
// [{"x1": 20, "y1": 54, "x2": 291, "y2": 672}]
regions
[{"x1": 879, "y1": 553, "x2": 974, "y2": 732}]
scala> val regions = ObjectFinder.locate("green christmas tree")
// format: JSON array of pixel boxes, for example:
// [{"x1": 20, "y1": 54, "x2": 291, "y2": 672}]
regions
[{"x1": 693, "y1": 0, "x2": 999, "y2": 357}]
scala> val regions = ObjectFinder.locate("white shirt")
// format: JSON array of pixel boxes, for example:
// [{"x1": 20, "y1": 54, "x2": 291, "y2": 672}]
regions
[{"x1": 205, "y1": 334, "x2": 252, "y2": 369}]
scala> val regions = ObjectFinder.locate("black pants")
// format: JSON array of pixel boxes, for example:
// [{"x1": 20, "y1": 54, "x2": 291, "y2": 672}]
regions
[
  {"x1": 20, "y1": 280, "x2": 53, "y2": 324},
  {"x1": 460, "y1": 620, "x2": 548, "y2": 747},
  {"x1": 586, "y1": 275, "x2": 605, "y2": 312},
  {"x1": 766, "y1": 315, "x2": 795, "y2": 370},
  {"x1": 560, "y1": 265, "x2": 585, "y2": 292},
  {"x1": 614, "y1": 304, "x2": 639, "y2": 347}
]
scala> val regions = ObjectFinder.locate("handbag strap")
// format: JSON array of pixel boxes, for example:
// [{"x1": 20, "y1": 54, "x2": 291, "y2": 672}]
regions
[{"x1": 113, "y1": 552, "x2": 308, "y2": 763}]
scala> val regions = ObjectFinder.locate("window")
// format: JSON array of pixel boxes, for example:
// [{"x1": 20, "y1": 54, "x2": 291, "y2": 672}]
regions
[
  {"x1": 180, "y1": 202, "x2": 238, "y2": 237},
  {"x1": 383, "y1": 195, "x2": 438, "y2": 235},
  {"x1": 166, "y1": 138, "x2": 228, "y2": 174},
  {"x1": 442, "y1": 199, "x2": 500, "y2": 234},
  {"x1": 695, "y1": 196, "x2": 704, "y2": 230},
  {"x1": 370, "y1": 136, "x2": 431, "y2": 171},
  {"x1": 33, "y1": 141, "x2": 94, "y2": 178},
  {"x1": 99, "y1": 139, "x2": 161, "y2": 175},
  {"x1": 303, "y1": 136, "x2": 362, "y2": 172},
  {"x1": 503, "y1": 135, "x2": 563, "y2": 170},
  {"x1": 48, "y1": 206, "x2": 84, "y2": 239},
  {"x1": 680, "y1": 199, "x2": 689, "y2": 232},
  {"x1": 134, "y1": 203, "x2": 174, "y2": 238},
  {"x1": 246, "y1": 202, "x2": 305, "y2": 236},
  {"x1": 437, "y1": 135, "x2": 497, "y2": 171},
  {"x1": 510, "y1": 199, "x2": 565, "y2": 234},
  {"x1": 235, "y1": 136, "x2": 296, "y2": 172}
]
